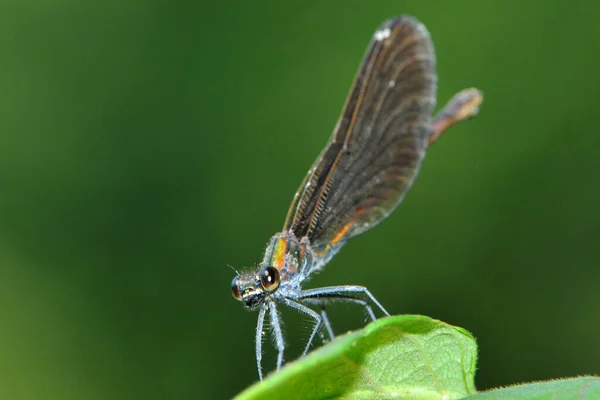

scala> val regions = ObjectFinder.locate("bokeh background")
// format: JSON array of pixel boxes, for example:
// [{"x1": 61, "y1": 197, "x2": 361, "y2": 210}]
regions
[{"x1": 1, "y1": 0, "x2": 599, "y2": 398}]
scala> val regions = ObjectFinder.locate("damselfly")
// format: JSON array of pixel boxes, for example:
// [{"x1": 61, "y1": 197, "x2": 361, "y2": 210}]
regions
[{"x1": 231, "y1": 15, "x2": 483, "y2": 380}]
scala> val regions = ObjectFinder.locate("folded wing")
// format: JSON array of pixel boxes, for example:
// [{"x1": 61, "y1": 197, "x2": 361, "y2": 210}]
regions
[{"x1": 283, "y1": 16, "x2": 437, "y2": 257}]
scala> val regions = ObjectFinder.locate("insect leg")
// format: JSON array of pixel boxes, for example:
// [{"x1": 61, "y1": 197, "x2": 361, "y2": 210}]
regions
[
  {"x1": 303, "y1": 295, "x2": 377, "y2": 322},
  {"x1": 319, "y1": 304, "x2": 335, "y2": 341},
  {"x1": 255, "y1": 304, "x2": 267, "y2": 381},
  {"x1": 267, "y1": 300, "x2": 286, "y2": 372},
  {"x1": 299, "y1": 285, "x2": 389, "y2": 317},
  {"x1": 277, "y1": 297, "x2": 323, "y2": 356}
]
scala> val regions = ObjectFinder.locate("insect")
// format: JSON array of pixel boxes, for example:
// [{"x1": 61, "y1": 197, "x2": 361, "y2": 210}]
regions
[{"x1": 231, "y1": 15, "x2": 483, "y2": 380}]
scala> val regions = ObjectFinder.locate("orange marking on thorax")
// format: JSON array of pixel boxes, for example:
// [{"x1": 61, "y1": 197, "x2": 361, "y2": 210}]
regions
[{"x1": 272, "y1": 237, "x2": 288, "y2": 270}]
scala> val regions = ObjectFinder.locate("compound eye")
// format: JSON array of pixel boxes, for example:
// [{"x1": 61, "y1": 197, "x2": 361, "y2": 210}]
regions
[
  {"x1": 231, "y1": 276, "x2": 242, "y2": 301},
  {"x1": 259, "y1": 266, "x2": 280, "y2": 292}
]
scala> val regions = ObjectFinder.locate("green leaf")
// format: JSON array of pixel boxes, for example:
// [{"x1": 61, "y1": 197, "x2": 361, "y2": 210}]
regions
[
  {"x1": 463, "y1": 376, "x2": 600, "y2": 400},
  {"x1": 235, "y1": 315, "x2": 477, "y2": 400}
]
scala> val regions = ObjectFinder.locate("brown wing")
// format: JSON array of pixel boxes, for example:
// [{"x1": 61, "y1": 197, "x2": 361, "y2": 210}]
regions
[{"x1": 283, "y1": 16, "x2": 437, "y2": 255}]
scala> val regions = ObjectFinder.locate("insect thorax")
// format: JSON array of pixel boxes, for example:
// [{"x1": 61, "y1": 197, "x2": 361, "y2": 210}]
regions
[{"x1": 261, "y1": 231, "x2": 314, "y2": 286}]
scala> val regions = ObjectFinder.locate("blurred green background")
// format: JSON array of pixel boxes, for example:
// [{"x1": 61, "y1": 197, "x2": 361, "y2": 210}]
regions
[{"x1": 1, "y1": 0, "x2": 599, "y2": 399}]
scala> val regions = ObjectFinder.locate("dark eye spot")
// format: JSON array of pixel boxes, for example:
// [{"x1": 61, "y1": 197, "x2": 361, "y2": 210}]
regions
[{"x1": 259, "y1": 266, "x2": 280, "y2": 292}]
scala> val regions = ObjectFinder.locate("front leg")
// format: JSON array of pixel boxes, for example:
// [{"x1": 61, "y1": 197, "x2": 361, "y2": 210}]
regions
[
  {"x1": 268, "y1": 300, "x2": 285, "y2": 371},
  {"x1": 255, "y1": 305, "x2": 267, "y2": 381}
]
